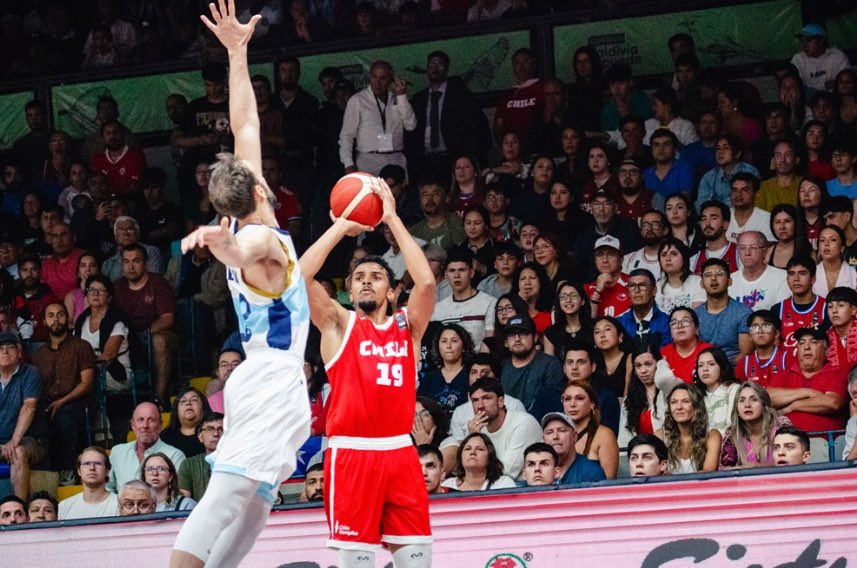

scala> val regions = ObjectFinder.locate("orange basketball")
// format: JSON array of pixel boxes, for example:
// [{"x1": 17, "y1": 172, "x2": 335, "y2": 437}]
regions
[{"x1": 330, "y1": 172, "x2": 384, "y2": 227}]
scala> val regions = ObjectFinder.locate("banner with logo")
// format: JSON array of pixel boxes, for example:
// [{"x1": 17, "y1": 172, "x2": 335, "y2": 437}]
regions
[
  {"x1": 50, "y1": 30, "x2": 529, "y2": 139},
  {"x1": 4, "y1": 466, "x2": 855, "y2": 567},
  {"x1": 0, "y1": 91, "x2": 36, "y2": 150},
  {"x1": 553, "y1": 0, "x2": 802, "y2": 81}
]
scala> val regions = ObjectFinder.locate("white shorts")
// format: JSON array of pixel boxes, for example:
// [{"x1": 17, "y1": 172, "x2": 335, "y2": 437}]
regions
[{"x1": 208, "y1": 348, "x2": 311, "y2": 494}]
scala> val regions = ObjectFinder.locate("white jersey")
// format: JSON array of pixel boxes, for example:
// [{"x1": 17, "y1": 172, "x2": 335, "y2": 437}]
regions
[{"x1": 226, "y1": 222, "x2": 309, "y2": 356}]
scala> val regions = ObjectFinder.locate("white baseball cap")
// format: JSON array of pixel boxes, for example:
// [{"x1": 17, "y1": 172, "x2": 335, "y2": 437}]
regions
[{"x1": 594, "y1": 235, "x2": 621, "y2": 252}]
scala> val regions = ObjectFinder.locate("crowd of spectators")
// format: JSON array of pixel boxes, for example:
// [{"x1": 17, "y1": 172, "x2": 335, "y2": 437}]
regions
[
  {"x1": 0, "y1": 0, "x2": 596, "y2": 80},
  {"x1": 0, "y1": 6, "x2": 856, "y2": 528}
]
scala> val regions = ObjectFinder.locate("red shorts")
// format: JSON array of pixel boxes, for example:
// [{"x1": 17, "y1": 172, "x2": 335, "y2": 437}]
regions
[{"x1": 324, "y1": 438, "x2": 432, "y2": 551}]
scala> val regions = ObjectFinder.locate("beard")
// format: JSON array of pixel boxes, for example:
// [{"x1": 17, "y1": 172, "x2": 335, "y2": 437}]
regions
[
  {"x1": 643, "y1": 234, "x2": 663, "y2": 247},
  {"x1": 619, "y1": 184, "x2": 641, "y2": 196},
  {"x1": 357, "y1": 299, "x2": 379, "y2": 313}
]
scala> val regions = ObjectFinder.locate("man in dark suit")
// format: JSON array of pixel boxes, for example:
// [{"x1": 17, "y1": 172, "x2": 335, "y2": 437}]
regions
[{"x1": 406, "y1": 51, "x2": 491, "y2": 182}]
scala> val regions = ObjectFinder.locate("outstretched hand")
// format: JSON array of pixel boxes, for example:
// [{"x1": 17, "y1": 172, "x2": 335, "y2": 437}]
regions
[
  {"x1": 182, "y1": 216, "x2": 231, "y2": 254},
  {"x1": 201, "y1": 0, "x2": 261, "y2": 51}
]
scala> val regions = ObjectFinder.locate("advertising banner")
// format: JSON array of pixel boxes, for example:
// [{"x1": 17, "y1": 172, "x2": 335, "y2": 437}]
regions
[
  {"x1": 51, "y1": 30, "x2": 529, "y2": 139},
  {"x1": 3, "y1": 466, "x2": 856, "y2": 567},
  {"x1": 553, "y1": 0, "x2": 802, "y2": 81},
  {"x1": 0, "y1": 91, "x2": 36, "y2": 150}
]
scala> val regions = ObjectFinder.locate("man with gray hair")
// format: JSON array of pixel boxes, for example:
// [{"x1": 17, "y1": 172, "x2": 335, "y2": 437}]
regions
[
  {"x1": 117, "y1": 480, "x2": 157, "y2": 516},
  {"x1": 730, "y1": 230, "x2": 789, "y2": 311},
  {"x1": 339, "y1": 59, "x2": 416, "y2": 176},
  {"x1": 101, "y1": 215, "x2": 163, "y2": 280}
]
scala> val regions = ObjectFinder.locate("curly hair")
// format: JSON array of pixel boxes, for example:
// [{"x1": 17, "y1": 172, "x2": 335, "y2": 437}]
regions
[
  {"x1": 563, "y1": 382, "x2": 601, "y2": 456},
  {"x1": 663, "y1": 383, "x2": 709, "y2": 472},
  {"x1": 430, "y1": 323, "x2": 475, "y2": 369},
  {"x1": 451, "y1": 432, "x2": 505, "y2": 485},
  {"x1": 624, "y1": 344, "x2": 662, "y2": 435},
  {"x1": 724, "y1": 382, "x2": 781, "y2": 465}
]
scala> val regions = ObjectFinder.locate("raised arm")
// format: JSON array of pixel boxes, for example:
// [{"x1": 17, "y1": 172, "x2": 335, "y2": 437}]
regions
[
  {"x1": 201, "y1": 0, "x2": 263, "y2": 176},
  {"x1": 376, "y1": 179, "x2": 435, "y2": 341}
]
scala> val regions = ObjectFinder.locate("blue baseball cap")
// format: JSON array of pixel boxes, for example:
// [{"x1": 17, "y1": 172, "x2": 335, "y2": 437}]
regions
[{"x1": 797, "y1": 24, "x2": 826, "y2": 38}]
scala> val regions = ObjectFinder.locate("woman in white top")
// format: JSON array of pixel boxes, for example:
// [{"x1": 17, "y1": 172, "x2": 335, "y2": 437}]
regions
[
  {"x1": 142, "y1": 453, "x2": 197, "y2": 512},
  {"x1": 441, "y1": 433, "x2": 517, "y2": 491},
  {"x1": 656, "y1": 382, "x2": 721, "y2": 474},
  {"x1": 656, "y1": 237, "x2": 705, "y2": 314},
  {"x1": 692, "y1": 347, "x2": 741, "y2": 434},
  {"x1": 814, "y1": 224, "x2": 857, "y2": 297}
]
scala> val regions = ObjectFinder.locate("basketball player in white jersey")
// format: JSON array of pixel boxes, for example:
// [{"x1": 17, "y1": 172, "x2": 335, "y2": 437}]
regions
[{"x1": 170, "y1": 2, "x2": 311, "y2": 566}]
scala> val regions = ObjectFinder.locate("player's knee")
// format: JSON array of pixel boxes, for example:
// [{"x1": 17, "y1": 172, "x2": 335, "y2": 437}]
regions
[
  {"x1": 337, "y1": 549, "x2": 375, "y2": 568},
  {"x1": 391, "y1": 544, "x2": 432, "y2": 568}
]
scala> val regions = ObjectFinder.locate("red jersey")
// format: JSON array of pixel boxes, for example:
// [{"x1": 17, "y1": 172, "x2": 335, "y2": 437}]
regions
[
  {"x1": 91, "y1": 147, "x2": 147, "y2": 195},
  {"x1": 777, "y1": 296, "x2": 826, "y2": 350},
  {"x1": 767, "y1": 362, "x2": 847, "y2": 433},
  {"x1": 661, "y1": 341, "x2": 713, "y2": 384},
  {"x1": 735, "y1": 346, "x2": 793, "y2": 387},
  {"x1": 325, "y1": 309, "x2": 417, "y2": 438},
  {"x1": 495, "y1": 79, "x2": 543, "y2": 146},
  {"x1": 273, "y1": 185, "x2": 302, "y2": 229},
  {"x1": 615, "y1": 189, "x2": 654, "y2": 221},
  {"x1": 692, "y1": 242, "x2": 740, "y2": 275},
  {"x1": 585, "y1": 275, "x2": 631, "y2": 318}
]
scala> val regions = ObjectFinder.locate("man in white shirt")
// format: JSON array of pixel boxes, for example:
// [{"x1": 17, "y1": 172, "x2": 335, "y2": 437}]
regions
[
  {"x1": 107, "y1": 402, "x2": 186, "y2": 492},
  {"x1": 730, "y1": 231, "x2": 789, "y2": 311},
  {"x1": 431, "y1": 247, "x2": 496, "y2": 347},
  {"x1": 459, "y1": 377, "x2": 542, "y2": 480},
  {"x1": 727, "y1": 173, "x2": 774, "y2": 243},
  {"x1": 339, "y1": 60, "x2": 416, "y2": 176},
  {"x1": 623, "y1": 210, "x2": 668, "y2": 279},
  {"x1": 790, "y1": 23, "x2": 851, "y2": 93},
  {"x1": 59, "y1": 446, "x2": 119, "y2": 520}
]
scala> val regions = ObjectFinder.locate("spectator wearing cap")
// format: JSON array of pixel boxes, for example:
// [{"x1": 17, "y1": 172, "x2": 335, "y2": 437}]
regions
[
  {"x1": 825, "y1": 286, "x2": 857, "y2": 370},
  {"x1": 623, "y1": 210, "x2": 669, "y2": 280},
  {"x1": 768, "y1": 326, "x2": 848, "y2": 433},
  {"x1": 790, "y1": 23, "x2": 851, "y2": 95},
  {"x1": 615, "y1": 157, "x2": 653, "y2": 221},
  {"x1": 407, "y1": 50, "x2": 491, "y2": 181},
  {"x1": 695, "y1": 135, "x2": 760, "y2": 211},
  {"x1": 696, "y1": 257, "x2": 752, "y2": 363},
  {"x1": 600, "y1": 63, "x2": 652, "y2": 132},
  {"x1": 573, "y1": 188, "x2": 642, "y2": 281},
  {"x1": 728, "y1": 173, "x2": 775, "y2": 244},
  {"x1": 822, "y1": 196, "x2": 857, "y2": 269},
  {"x1": 499, "y1": 315, "x2": 565, "y2": 421},
  {"x1": 0, "y1": 330, "x2": 47, "y2": 500},
  {"x1": 172, "y1": 62, "x2": 230, "y2": 195},
  {"x1": 541, "y1": 412, "x2": 606, "y2": 484},
  {"x1": 431, "y1": 247, "x2": 497, "y2": 348},
  {"x1": 643, "y1": 128, "x2": 694, "y2": 210},
  {"x1": 584, "y1": 235, "x2": 631, "y2": 318},
  {"x1": 827, "y1": 137, "x2": 857, "y2": 199},
  {"x1": 617, "y1": 269, "x2": 672, "y2": 348},
  {"x1": 477, "y1": 241, "x2": 521, "y2": 299},
  {"x1": 462, "y1": 377, "x2": 541, "y2": 480}
]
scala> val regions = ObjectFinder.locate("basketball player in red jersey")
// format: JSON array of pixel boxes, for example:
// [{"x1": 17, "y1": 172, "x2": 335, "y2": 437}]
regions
[{"x1": 300, "y1": 178, "x2": 436, "y2": 568}]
